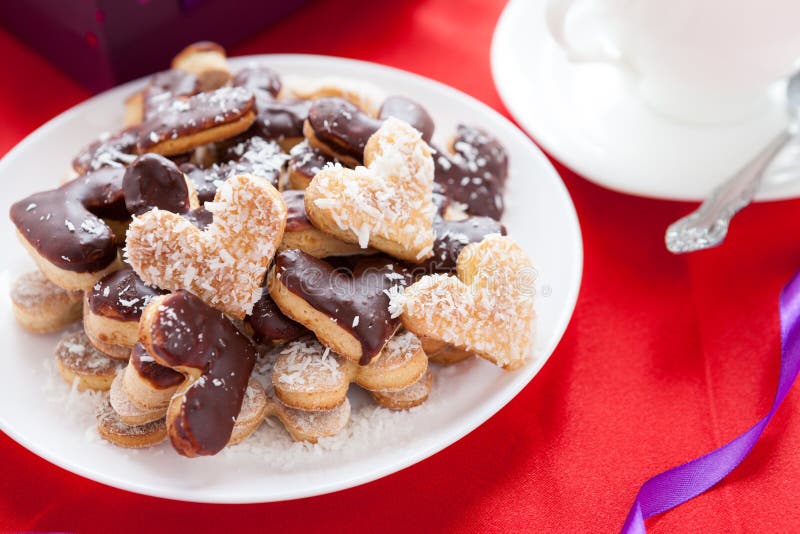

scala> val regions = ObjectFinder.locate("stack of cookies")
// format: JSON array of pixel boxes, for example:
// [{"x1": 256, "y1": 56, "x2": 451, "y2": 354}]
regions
[{"x1": 8, "y1": 42, "x2": 536, "y2": 458}]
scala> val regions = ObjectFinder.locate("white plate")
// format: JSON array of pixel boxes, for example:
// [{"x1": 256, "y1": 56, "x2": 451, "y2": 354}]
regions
[
  {"x1": 491, "y1": 0, "x2": 800, "y2": 202},
  {"x1": 0, "y1": 54, "x2": 582, "y2": 503}
]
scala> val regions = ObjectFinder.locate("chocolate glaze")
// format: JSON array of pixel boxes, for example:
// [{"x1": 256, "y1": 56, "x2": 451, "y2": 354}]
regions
[
  {"x1": 183, "y1": 207, "x2": 213, "y2": 230},
  {"x1": 288, "y1": 140, "x2": 339, "y2": 182},
  {"x1": 123, "y1": 154, "x2": 191, "y2": 216},
  {"x1": 433, "y1": 125, "x2": 509, "y2": 220},
  {"x1": 10, "y1": 168, "x2": 126, "y2": 273},
  {"x1": 142, "y1": 70, "x2": 200, "y2": 120},
  {"x1": 145, "y1": 291, "x2": 256, "y2": 456},
  {"x1": 233, "y1": 65, "x2": 281, "y2": 98},
  {"x1": 281, "y1": 190, "x2": 312, "y2": 232},
  {"x1": 378, "y1": 95, "x2": 435, "y2": 142},
  {"x1": 180, "y1": 135, "x2": 284, "y2": 202},
  {"x1": 88, "y1": 267, "x2": 165, "y2": 322},
  {"x1": 137, "y1": 87, "x2": 255, "y2": 153},
  {"x1": 308, "y1": 96, "x2": 435, "y2": 162},
  {"x1": 180, "y1": 164, "x2": 221, "y2": 203},
  {"x1": 72, "y1": 127, "x2": 139, "y2": 176},
  {"x1": 351, "y1": 254, "x2": 413, "y2": 279},
  {"x1": 246, "y1": 289, "x2": 308, "y2": 343},
  {"x1": 12, "y1": 140, "x2": 219, "y2": 274},
  {"x1": 423, "y1": 216, "x2": 506, "y2": 273},
  {"x1": 217, "y1": 133, "x2": 283, "y2": 169},
  {"x1": 274, "y1": 249, "x2": 410, "y2": 365},
  {"x1": 131, "y1": 343, "x2": 184, "y2": 389},
  {"x1": 231, "y1": 62, "x2": 307, "y2": 141},
  {"x1": 253, "y1": 98, "x2": 311, "y2": 141},
  {"x1": 307, "y1": 98, "x2": 380, "y2": 161},
  {"x1": 121, "y1": 153, "x2": 209, "y2": 228}
]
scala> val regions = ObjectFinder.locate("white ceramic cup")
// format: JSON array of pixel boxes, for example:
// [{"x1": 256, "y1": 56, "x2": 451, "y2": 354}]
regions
[{"x1": 546, "y1": 0, "x2": 800, "y2": 124}]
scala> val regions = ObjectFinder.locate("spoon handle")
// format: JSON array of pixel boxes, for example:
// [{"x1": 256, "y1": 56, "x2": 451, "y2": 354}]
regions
[{"x1": 665, "y1": 128, "x2": 793, "y2": 254}]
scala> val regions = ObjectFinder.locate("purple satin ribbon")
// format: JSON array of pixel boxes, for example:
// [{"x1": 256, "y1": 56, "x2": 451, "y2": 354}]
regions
[{"x1": 621, "y1": 270, "x2": 800, "y2": 533}]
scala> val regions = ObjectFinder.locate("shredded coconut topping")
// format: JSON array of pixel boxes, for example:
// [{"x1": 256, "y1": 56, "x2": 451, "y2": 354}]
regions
[
  {"x1": 125, "y1": 174, "x2": 287, "y2": 318},
  {"x1": 11, "y1": 270, "x2": 82, "y2": 309},
  {"x1": 274, "y1": 337, "x2": 345, "y2": 392},
  {"x1": 305, "y1": 118, "x2": 436, "y2": 260},
  {"x1": 401, "y1": 235, "x2": 536, "y2": 368}
]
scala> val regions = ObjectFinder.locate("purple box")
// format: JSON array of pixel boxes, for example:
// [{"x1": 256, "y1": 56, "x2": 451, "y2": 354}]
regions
[{"x1": 0, "y1": 0, "x2": 310, "y2": 92}]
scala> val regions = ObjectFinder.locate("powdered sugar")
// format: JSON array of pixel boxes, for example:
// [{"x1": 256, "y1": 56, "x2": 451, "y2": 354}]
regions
[
  {"x1": 10, "y1": 270, "x2": 82, "y2": 309},
  {"x1": 55, "y1": 331, "x2": 125, "y2": 374}
]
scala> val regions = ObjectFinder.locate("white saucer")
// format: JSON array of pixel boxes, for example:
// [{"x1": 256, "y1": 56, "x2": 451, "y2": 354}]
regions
[
  {"x1": 491, "y1": 0, "x2": 800, "y2": 202},
  {"x1": 0, "y1": 55, "x2": 582, "y2": 503}
]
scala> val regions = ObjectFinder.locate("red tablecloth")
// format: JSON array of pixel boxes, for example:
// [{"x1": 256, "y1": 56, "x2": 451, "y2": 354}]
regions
[{"x1": 2, "y1": 0, "x2": 800, "y2": 531}]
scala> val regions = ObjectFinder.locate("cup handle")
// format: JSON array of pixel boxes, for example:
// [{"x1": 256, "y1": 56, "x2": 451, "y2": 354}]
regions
[{"x1": 545, "y1": 0, "x2": 624, "y2": 64}]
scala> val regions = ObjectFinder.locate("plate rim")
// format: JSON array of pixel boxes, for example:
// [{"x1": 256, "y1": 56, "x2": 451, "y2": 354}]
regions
[{"x1": 0, "y1": 53, "x2": 583, "y2": 503}]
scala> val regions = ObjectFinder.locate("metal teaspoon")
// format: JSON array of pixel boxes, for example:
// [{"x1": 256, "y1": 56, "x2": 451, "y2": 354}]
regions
[{"x1": 665, "y1": 72, "x2": 800, "y2": 254}]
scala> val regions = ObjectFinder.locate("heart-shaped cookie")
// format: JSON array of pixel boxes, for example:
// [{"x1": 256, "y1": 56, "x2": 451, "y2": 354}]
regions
[
  {"x1": 304, "y1": 117, "x2": 436, "y2": 262},
  {"x1": 399, "y1": 234, "x2": 536, "y2": 370},
  {"x1": 125, "y1": 174, "x2": 287, "y2": 318}
]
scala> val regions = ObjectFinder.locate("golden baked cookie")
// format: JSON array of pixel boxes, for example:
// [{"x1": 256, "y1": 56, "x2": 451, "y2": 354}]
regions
[
  {"x1": 109, "y1": 371, "x2": 167, "y2": 426},
  {"x1": 264, "y1": 391, "x2": 351, "y2": 443},
  {"x1": 268, "y1": 251, "x2": 409, "y2": 365},
  {"x1": 96, "y1": 399, "x2": 167, "y2": 448},
  {"x1": 55, "y1": 331, "x2": 126, "y2": 391},
  {"x1": 83, "y1": 268, "x2": 164, "y2": 359},
  {"x1": 371, "y1": 369, "x2": 433, "y2": 410},
  {"x1": 228, "y1": 379, "x2": 268, "y2": 446},
  {"x1": 10, "y1": 271, "x2": 82, "y2": 333},
  {"x1": 171, "y1": 41, "x2": 231, "y2": 92},
  {"x1": 272, "y1": 331, "x2": 428, "y2": 411}
]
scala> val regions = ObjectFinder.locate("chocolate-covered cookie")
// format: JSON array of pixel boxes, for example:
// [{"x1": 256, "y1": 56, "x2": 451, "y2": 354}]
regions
[
  {"x1": 139, "y1": 291, "x2": 258, "y2": 457},
  {"x1": 423, "y1": 216, "x2": 506, "y2": 273},
  {"x1": 83, "y1": 267, "x2": 165, "y2": 359},
  {"x1": 433, "y1": 125, "x2": 509, "y2": 220},
  {"x1": 137, "y1": 87, "x2": 256, "y2": 156},
  {"x1": 10, "y1": 167, "x2": 127, "y2": 289},
  {"x1": 72, "y1": 128, "x2": 139, "y2": 176},
  {"x1": 304, "y1": 96, "x2": 434, "y2": 165},
  {"x1": 246, "y1": 288, "x2": 308, "y2": 344},
  {"x1": 269, "y1": 249, "x2": 411, "y2": 365}
]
